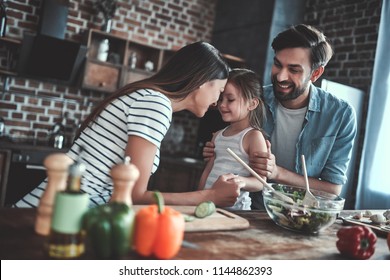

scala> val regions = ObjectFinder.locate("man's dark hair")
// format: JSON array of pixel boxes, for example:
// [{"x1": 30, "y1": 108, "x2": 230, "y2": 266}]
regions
[{"x1": 272, "y1": 24, "x2": 334, "y2": 70}]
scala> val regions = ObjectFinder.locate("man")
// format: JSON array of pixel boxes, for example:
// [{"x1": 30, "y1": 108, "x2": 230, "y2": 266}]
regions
[{"x1": 203, "y1": 24, "x2": 357, "y2": 209}]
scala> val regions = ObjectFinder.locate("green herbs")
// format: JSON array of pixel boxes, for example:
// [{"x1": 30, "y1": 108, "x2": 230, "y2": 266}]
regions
[{"x1": 94, "y1": 0, "x2": 117, "y2": 19}]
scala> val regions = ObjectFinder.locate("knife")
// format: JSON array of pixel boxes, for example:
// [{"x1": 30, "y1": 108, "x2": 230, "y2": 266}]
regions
[{"x1": 181, "y1": 240, "x2": 200, "y2": 249}]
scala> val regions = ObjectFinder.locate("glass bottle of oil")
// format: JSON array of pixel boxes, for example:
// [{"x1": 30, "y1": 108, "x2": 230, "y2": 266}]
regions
[{"x1": 48, "y1": 151, "x2": 89, "y2": 259}]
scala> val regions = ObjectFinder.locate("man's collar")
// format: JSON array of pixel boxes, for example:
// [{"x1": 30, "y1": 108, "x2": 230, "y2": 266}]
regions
[{"x1": 307, "y1": 84, "x2": 321, "y2": 112}]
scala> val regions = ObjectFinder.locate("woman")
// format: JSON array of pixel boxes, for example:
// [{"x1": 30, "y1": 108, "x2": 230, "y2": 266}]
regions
[{"x1": 15, "y1": 41, "x2": 243, "y2": 208}]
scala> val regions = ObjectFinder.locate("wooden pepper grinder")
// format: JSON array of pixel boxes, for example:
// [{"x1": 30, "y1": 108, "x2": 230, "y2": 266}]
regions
[
  {"x1": 35, "y1": 153, "x2": 73, "y2": 236},
  {"x1": 110, "y1": 156, "x2": 140, "y2": 206}
]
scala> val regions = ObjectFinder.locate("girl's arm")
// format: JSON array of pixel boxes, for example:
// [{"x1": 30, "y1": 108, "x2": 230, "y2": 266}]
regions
[
  {"x1": 239, "y1": 129, "x2": 268, "y2": 192},
  {"x1": 198, "y1": 157, "x2": 215, "y2": 190},
  {"x1": 125, "y1": 134, "x2": 242, "y2": 207}
]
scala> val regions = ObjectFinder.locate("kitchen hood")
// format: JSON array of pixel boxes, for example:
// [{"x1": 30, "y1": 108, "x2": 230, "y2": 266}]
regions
[
  {"x1": 17, "y1": 0, "x2": 87, "y2": 85},
  {"x1": 38, "y1": 0, "x2": 68, "y2": 39}
]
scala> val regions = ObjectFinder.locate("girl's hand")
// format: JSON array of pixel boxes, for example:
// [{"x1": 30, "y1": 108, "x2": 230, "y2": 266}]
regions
[{"x1": 210, "y1": 173, "x2": 243, "y2": 207}]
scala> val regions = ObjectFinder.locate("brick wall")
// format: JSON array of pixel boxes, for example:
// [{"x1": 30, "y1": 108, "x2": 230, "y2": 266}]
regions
[
  {"x1": 305, "y1": 0, "x2": 381, "y2": 94},
  {"x1": 0, "y1": 0, "x2": 383, "y2": 160},
  {"x1": 0, "y1": 0, "x2": 217, "y2": 155},
  {"x1": 304, "y1": 0, "x2": 382, "y2": 206}
]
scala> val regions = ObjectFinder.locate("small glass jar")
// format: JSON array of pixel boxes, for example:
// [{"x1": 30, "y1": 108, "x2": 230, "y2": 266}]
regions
[{"x1": 97, "y1": 39, "x2": 109, "y2": 62}]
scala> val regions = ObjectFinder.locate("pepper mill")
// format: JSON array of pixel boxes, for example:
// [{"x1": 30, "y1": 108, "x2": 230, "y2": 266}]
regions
[
  {"x1": 110, "y1": 156, "x2": 140, "y2": 206},
  {"x1": 35, "y1": 153, "x2": 73, "y2": 236}
]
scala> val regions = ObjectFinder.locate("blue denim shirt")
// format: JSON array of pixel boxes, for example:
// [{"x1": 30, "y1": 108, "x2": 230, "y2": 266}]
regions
[{"x1": 262, "y1": 84, "x2": 357, "y2": 185}]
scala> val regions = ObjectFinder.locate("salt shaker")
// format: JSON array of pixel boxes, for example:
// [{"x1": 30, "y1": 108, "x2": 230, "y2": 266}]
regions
[{"x1": 35, "y1": 153, "x2": 73, "y2": 236}]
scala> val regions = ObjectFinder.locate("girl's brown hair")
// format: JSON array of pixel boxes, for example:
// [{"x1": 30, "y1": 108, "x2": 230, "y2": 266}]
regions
[{"x1": 227, "y1": 68, "x2": 265, "y2": 131}]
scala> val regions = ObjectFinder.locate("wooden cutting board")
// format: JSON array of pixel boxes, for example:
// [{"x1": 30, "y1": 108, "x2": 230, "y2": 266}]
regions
[{"x1": 133, "y1": 205, "x2": 250, "y2": 232}]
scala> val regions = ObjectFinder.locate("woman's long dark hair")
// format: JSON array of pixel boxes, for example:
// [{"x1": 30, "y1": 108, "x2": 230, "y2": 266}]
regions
[{"x1": 77, "y1": 41, "x2": 229, "y2": 138}]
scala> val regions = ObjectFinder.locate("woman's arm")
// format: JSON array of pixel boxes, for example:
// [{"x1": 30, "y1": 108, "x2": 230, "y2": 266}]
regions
[{"x1": 125, "y1": 135, "x2": 242, "y2": 207}]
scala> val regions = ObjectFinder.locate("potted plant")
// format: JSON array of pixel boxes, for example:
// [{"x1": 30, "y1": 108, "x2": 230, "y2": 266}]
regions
[{"x1": 94, "y1": 0, "x2": 117, "y2": 32}]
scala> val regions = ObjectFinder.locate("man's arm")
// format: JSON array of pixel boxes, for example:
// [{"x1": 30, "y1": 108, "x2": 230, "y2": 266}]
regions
[
  {"x1": 202, "y1": 141, "x2": 215, "y2": 162},
  {"x1": 249, "y1": 141, "x2": 342, "y2": 195}
]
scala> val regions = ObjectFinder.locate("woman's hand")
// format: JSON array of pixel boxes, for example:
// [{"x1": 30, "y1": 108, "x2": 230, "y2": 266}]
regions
[
  {"x1": 209, "y1": 173, "x2": 243, "y2": 207},
  {"x1": 202, "y1": 141, "x2": 215, "y2": 162},
  {"x1": 249, "y1": 140, "x2": 279, "y2": 180}
]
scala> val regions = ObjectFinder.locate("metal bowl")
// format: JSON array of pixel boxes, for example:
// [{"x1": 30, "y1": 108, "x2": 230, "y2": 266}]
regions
[{"x1": 263, "y1": 184, "x2": 345, "y2": 234}]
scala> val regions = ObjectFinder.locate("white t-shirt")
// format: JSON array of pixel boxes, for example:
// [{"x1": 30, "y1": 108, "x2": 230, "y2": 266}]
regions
[{"x1": 271, "y1": 103, "x2": 307, "y2": 171}]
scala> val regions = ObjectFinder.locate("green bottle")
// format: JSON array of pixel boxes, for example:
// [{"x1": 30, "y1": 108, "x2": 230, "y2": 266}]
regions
[{"x1": 48, "y1": 151, "x2": 89, "y2": 259}]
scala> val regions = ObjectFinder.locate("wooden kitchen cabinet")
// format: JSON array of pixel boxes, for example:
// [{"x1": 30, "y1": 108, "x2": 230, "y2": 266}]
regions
[
  {"x1": 81, "y1": 29, "x2": 126, "y2": 92},
  {"x1": 82, "y1": 29, "x2": 174, "y2": 93},
  {"x1": 148, "y1": 157, "x2": 205, "y2": 193},
  {"x1": 83, "y1": 61, "x2": 121, "y2": 92}
]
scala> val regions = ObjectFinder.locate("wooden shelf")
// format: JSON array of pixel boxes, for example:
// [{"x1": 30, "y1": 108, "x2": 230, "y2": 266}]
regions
[
  {"x1": 0, "y1": 37, "x2": 21, "y2": 45},
  {"x1": 81, "y1": 29, "x2": 173, "y2": 93},
  {"x1": 222, "y1": 53, "x2": 246, "y2": 68},
  {"x1": 81, "y1": 30, "x2": 246, "y2": 93}
]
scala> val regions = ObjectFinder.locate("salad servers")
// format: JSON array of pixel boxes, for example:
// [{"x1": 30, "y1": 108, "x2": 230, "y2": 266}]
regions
[
  {"x1": 301, "y1": 155, "x2": 319, "y2": 208},
  {"x1": 226, "y1": 148, "x2": 295, "y2": 204}
]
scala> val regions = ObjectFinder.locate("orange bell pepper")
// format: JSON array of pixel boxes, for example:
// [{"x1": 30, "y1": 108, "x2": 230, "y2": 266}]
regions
[{"x1": 134, "y1": 192, "x2": 184, "y2": 259}]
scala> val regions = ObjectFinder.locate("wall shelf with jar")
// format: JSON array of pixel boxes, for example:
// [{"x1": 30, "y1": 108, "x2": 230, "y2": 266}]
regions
[{"x1": 82, "y1": 29, "x2": 175, "y2": 93}]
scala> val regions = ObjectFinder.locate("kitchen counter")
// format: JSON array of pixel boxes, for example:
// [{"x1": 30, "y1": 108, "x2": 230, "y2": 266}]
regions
[
  {"x1": 0, "y1": 141, "x2": 69, "y2": 206},
  {"x1": 0, "y1": 140, "x2": 69, "y2": 152},
  {"x1": 0, "y1": 208, "x2": 388, "y2": 260}
]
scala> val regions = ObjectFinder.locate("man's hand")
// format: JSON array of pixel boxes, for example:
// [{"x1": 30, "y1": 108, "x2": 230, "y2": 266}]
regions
[
  {"x1": 249, "y1": 140, "x2": 278, "y2": 180},
  {"x1": 202, "y1": 141, "x2": 215, "y2": 162}
]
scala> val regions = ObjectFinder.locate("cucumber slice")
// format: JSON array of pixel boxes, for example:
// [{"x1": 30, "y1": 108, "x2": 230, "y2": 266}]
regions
[
  {"x1": 183, "y1": 214, "x2": 196, "y2": 222},
  {"x1": 194, "y1": 201, "x2": 216, "y2": 218}
]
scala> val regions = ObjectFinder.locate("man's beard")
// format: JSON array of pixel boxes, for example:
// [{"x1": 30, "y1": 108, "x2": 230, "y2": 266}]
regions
[{"x1": 272, "y1": 75, "x2": 311, "y2": 102}]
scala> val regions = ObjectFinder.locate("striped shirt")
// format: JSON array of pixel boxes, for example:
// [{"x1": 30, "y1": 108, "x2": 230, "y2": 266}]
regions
[{"x1": 14, "y1": 89, "x2": 172, "y2": 208}]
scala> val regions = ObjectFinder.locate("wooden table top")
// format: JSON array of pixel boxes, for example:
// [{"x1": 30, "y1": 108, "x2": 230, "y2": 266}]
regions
[{"x1": 0, "y1": 208, "x2": 389, "y2": 260}]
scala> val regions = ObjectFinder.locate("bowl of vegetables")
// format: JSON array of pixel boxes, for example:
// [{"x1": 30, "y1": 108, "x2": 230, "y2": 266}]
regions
[{"x1": 263, "y1": 184, "x2": 345, "y2": 234}]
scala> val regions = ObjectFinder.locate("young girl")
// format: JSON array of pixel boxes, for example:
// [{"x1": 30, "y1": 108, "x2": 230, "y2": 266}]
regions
[
  {"x1": 198, "y1": 68, "x2": 268, "y2": 210},
  {"x1": 15, "y1": 41, "x2": 244, "y2": 208}
]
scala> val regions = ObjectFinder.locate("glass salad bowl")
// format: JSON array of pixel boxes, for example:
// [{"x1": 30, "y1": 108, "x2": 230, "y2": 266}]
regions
[{"x1": 263, "y1": 184, "x2": 345, "y2": 234}]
